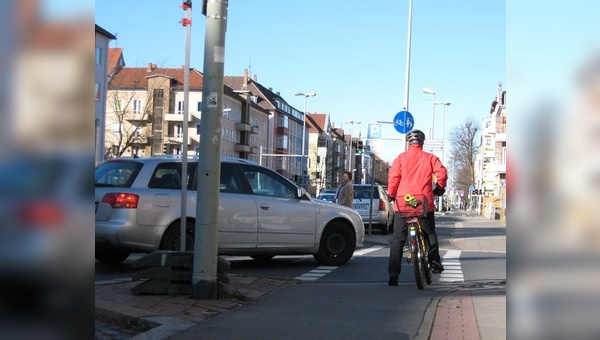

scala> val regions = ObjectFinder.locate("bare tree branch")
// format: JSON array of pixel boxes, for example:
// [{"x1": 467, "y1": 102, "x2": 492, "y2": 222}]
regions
[{"x1": 448, "y1": 117, "x2": 481, "y2": 197}]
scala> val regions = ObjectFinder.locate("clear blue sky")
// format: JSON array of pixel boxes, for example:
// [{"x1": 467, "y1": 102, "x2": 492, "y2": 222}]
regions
[{"x1": 96, "y1": 0, "x2": 505, "y2": 163}]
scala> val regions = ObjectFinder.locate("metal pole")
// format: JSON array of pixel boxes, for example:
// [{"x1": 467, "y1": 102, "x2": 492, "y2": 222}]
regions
[
  {"x1": 403, "y1": 0, "x2": 413, "y2": 112},
  {"x1": 193, "y1": 0, "x2": 228, "y2": 300},
  {"x1": 430, "y1": 92, "x2": 436, "y2": 139},
  {"x1": 402, "y1": 0, "x2": 413, "y2": 153},
  {"x1": 441, "y1": 104, "x2": 446, "y2": 163},
  {"x1": 301, "y1": 96, "x2": 307, "y2": 186},
  {"x1": 180, "y1": 1, "x2": 192, "y2": 252},
  {"x1": 368, "y1": 155, "x2": 375, "y2": 236}
]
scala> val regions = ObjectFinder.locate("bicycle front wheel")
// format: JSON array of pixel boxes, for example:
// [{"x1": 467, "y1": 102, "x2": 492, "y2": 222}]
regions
[{"x1": 412, "y1": 233, "x2": 426, "y2": 290}]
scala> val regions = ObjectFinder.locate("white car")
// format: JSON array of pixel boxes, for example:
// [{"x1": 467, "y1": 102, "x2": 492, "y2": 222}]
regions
[
  {"x1": 95, "y1": 157, "x2": 364, "y2": 266},
  {"x1": 335, "y1": 184, "x2": 394, "y2": 234}
]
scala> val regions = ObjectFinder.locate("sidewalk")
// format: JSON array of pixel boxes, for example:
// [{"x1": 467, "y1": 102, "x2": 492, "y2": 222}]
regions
[{"x1": 95, "y1": 212, "x2": 506, "y2": 339}]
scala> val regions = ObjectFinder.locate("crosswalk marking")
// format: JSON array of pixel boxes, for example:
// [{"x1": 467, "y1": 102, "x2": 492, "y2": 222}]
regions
[
  {"x1": 296, "y1": 246, "x2": 384, "y2": 281},
  {"x1": 295, "y1": 245, "x2": 465, "y2": 283},
  {"x1": 439, "y1": 250, "x2": 464, "y2": 282}
]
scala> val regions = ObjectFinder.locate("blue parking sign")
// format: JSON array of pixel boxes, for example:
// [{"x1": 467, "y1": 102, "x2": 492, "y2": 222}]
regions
[
  {"x1": 367, "y1": 123, "x2": 382, "y2": 139},
  {"x1": 393, "y1": 111, "x2": 414, "y2": 134}
]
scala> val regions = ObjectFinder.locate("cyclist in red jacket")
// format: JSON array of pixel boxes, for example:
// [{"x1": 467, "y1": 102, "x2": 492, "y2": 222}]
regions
[{"x1": 387, "y1": 129, "x2": 448, "y2": 286}]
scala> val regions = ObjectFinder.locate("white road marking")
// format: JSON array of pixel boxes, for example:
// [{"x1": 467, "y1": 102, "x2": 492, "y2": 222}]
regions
[
  {"x1": 295, "y1": 246, "x2": 384, "y2": 281},
  {"x1": 439, "y1": 250, "x2": 464, "y2": 282}
]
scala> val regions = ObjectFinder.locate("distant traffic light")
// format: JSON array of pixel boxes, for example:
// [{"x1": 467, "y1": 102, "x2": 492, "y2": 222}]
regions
[
  {"x1": 163, "y1": 144, "x2": 168, "y2": 154},
  {"x1": 356, "y1": 141, "x2": 364, "y2": 155}
]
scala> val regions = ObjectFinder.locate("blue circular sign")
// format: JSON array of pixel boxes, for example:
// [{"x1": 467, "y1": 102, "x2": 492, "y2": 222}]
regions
[{"x1": 393, "y1": 110, "x2": 414, "y2": 134}]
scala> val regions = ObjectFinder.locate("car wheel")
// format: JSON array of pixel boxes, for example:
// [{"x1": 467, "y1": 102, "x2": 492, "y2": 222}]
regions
[
  {"x1": 160, "y1": 220, "x2": 195, "y2": 251},
  {"x1": 95, "y1": 247, "x2": 131, "y2": 265},
  {"x1": 313, "y1": 222, "x2": 356, "y2": 266}
]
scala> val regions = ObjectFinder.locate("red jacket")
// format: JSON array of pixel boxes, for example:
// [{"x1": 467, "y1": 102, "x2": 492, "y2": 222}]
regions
[{"x1": 388, "y1": 144, "x2": 448, "y2": 212}]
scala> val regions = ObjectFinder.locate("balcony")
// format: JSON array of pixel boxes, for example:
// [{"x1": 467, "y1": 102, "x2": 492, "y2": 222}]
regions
[
  {"x1": 235, "y1": 122, "x2": 254, "y2": 133},
  {"x1": 234, "y1": 144, "x2": 251, "y2": 153},
  {"x1": 165, "y1": 113, "x2": 184, "y2": 122},
  {"x1": 483, "y1": 162, "x2": 506, "y2": 174},
  {"x1": 124, "y1": 112, "x2": 149, "y2": 122}
]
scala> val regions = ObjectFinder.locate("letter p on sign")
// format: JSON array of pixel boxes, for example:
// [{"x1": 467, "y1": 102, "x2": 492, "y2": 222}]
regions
[{"x1": 367, "y1": 123, "x2": 382, "y2": 139}]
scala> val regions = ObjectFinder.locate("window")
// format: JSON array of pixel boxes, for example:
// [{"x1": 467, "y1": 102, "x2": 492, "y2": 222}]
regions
[
  {"x1": 112, "y1": 122, "x2": 122, "y2": 134},
  {"x1": 114, "y1": 99, "x2": 123, "y2": 112},
  {"x1": 240, "y1": 164, "x2": 295, "y2": 198},
  {"x1": 95, "y1": 83, "x2": 100, "y2": 100},
  {"x1": 95, "y1": 47, "x2": 102, "y2": 65},
  {"x1": 276, "y1": 135, "x2": 288, "y2": 149},
  {"x1": 148, "y1": 162, "x2": 197, "y2": 190},
  {"x1": 219, "y1": 163, "x2": 244, "y2": 194},
  {"x1": 177, "y1": 101, "x2": 184, "y2": 114},
  {"x1": 153, "y1": 89, "x2": 164, "y2": 107},
  {"x1": 94, "y1": 161, "x2": 143, "y2": 188},
  {"x1": 277, "y1": 115, "x2": 289, "y2": 128},
  {"x1": 175, "y1": 124, "x2": 183, "y2": 138},
  {"x1": 197, "y1": 101, "x2": 202, "y2": 112},
  {"x1": 196, "y1": 124, "x2": 201, "y2": 135},
  {"x1": 133, "y1": 99, "x2": 143, "y2": 113}
]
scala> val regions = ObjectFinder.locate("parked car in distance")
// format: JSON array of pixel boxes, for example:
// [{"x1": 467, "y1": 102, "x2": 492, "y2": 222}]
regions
[
  {"x1": 316, "y1": 193, "x2": 335, "y2": 201},
  {"x1": 95, "y1": 157, "x2": 365, "y2": 266},
  {"x1": 335, "y1": 184, "x2": 394, "y2": 234}
]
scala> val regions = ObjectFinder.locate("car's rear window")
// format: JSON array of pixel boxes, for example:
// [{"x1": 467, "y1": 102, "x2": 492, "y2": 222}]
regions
[
  {"x1": 354, "y1": 186, "x2": 380, "y2": 199},
  {"x1": 95, "y1": 160, "x2": 143, "y2": 188}
]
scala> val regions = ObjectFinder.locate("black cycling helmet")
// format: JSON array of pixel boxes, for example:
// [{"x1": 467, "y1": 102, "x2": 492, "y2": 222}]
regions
[{"x1": 406, "y1": 129, "x2": 426, "y2": 144}]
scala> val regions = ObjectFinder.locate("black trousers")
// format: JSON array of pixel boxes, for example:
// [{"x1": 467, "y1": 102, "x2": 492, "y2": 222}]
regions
[{"x1": 388, "y1": 211, "x2": 441, "y2": 277}]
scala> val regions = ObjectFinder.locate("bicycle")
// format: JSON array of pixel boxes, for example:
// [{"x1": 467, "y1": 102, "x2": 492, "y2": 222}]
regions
[{"x1": 399, "y1": 194, "x2": 432, "y2": 290}]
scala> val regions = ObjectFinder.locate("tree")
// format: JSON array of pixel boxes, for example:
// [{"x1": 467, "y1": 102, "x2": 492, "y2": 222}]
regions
[
  {"x1": 447, "y1": 117, "x2": 481, "y2": 195},
  {"x1": 105, "y1": 82, "x2": 155, "y2": 157}
]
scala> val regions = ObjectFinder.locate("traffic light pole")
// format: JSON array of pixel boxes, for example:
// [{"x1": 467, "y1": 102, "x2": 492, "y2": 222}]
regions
[{"x1": 193, "y1": 0, "x2": 228, "y2": 300}]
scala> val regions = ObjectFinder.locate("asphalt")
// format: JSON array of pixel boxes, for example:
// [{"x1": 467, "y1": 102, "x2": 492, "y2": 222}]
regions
[{"x1": 95, "y1": 211, "x2": 506, "y2": 339}]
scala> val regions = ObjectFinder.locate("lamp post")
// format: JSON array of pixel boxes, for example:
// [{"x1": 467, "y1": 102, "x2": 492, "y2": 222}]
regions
[
  {"x1": 422, "y1": 88, "x2": 436, "y2": 139},
  {"x1": 343, "y1": 120, "x2": 360, "y2": 181},
  {"x1": 294, "y1": 92, "x2": 316, "y2": 187},
  {"x1": 434, "y1": 101, "x2": 451, "y2": 163}
]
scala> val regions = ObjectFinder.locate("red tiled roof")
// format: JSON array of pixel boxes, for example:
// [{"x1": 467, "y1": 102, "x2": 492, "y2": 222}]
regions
[
  {"x1": 307, "y1": 113, "x2": 328, "y2": 133},
  {"x1": 107, "y1": 48, "x2": 124, "y2": 77},
  {"x1": 109, "y1": 66, "x2": 204, "y2": 90}
]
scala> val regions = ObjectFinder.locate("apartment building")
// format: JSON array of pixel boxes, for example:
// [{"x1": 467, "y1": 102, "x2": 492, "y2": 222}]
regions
[
  {"x1": 475, "y1": 83, "x2": 507, "y2": 219},
  {"x1": 225, "y1": 71, "x2": 306, "y2": 182},
  {"x1": 105, "y1": 51, "x2": 269, "y2": 160},
  {"x1": 95, "y1": 25, "x2": 116, "y2": 164},
  {"x1": 305, "y1": 114, "x2": 332, "y2": 195}
]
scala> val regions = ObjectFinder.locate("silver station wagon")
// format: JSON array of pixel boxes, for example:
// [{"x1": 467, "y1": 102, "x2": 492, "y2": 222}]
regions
[{"x1": 95, "y1": 157, "x2": 364, "y2": 266}]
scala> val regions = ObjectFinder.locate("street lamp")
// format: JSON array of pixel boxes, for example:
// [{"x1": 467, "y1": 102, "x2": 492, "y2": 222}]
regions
[
  {"x1": 422, "y1": 88, "x2": 436, "y2": 139},
  {"x1": 343, "y1": 120, "x2": 361, "y2": 181},
  {"x1": 294, "y1": 92, "x2": 316, "y2": 186},
  {"x1": 434, "y1": 101, "x2": 451, "y2": 163}
]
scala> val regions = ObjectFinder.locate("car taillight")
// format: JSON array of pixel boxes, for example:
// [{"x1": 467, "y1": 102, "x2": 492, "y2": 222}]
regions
[
  {"x1": 102, "y1": 193, "x2": 139, "y2": 208},
  {"x1": 378, "y1": 199, "x2": 386, "y2": 211},
  {"x1": 332, "y1": 198, "x2": 337, "y2": 203}
]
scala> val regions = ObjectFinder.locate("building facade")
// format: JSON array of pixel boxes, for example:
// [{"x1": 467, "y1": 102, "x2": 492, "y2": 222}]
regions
[
  {"x1": 95, "y1": 25, "x2": 116, "y2": 164},
  {"x1": 106, "y1": 54, "x2": 269, "y2": 160},
  {"x1": 225, "y1": 71, "x2": 306, "y2": 183},
  {"x1": 475, "y1": 83, "x2": 507, "y2": 219}
]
